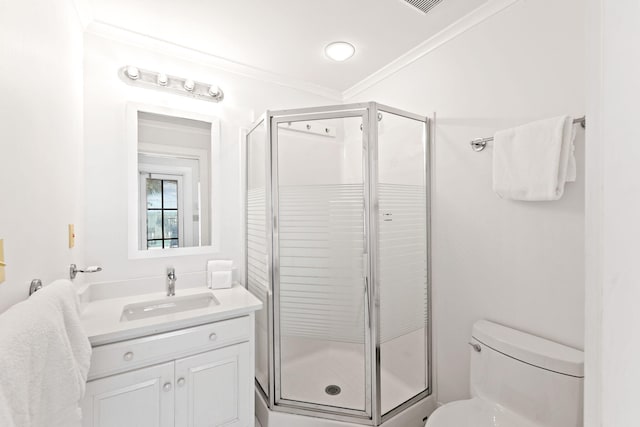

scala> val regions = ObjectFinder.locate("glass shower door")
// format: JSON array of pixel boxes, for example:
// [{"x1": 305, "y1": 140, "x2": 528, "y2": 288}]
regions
[
  {"x1": 272, "y1": 111, "x2": 371, "y2": 418},
  {"x1": 246, "y1": 118, "x2": 271, "y2": 401},
  {"x1": 375, "y1": 108, "x2": 430, "y2": 418}
]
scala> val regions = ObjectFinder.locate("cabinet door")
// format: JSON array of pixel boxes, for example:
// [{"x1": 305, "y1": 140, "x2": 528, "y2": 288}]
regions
[
  {"x1": 175, "y1": 342, "x2": 252, "y2": 427},
  {"x1": 81, "y1": 362, "x2": 175, "y2": 427}
]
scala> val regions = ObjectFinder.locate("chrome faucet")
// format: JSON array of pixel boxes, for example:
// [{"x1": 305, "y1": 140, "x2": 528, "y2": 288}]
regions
[{"x1": 167, "y1": 267, "x2": 176, "y2": 296}]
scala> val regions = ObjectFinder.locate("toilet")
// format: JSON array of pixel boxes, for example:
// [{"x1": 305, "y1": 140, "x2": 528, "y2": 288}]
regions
[{"x1": 426, "y1": 320, "x2": 584, "y2": 427}]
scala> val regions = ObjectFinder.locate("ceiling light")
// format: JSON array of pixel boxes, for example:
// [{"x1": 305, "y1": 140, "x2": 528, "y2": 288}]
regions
[
  {"x1": 324, "y1": 42, "x2": 355, "y2": 62},
  {"x1": 183, "y1": 79, "x2": 195, "y2": 92},
  {"x1": 125, "y1": 66, "x2": 140, "y2": 80}
]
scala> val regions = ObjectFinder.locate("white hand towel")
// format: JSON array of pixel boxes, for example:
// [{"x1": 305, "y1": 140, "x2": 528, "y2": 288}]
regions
[
  {"x1": 0, "y1": 279, "x2": 92, "y2": 427},
  {"x1": 492, "y1": 116, "x2": 577, "y2": 201},
  {"x1": 207, "y1": 260, "x2": 233, "y2": 271},
  {"x1": 210, "y1": 271, "x2": 233, "y2": 289},
  {"x1": 207, "y1": 260, "x2": 233, "y2": 288}
]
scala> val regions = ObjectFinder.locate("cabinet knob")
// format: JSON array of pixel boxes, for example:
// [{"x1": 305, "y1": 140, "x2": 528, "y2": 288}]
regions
[
  {"x1": 163, "y1": 382, "x2": 172, "y2": 392},
  {"x1": 177, "y1": 377, "x2": 186, "y2": 387},
  {"x1": 209, "y1": 333, "x2": 217, "y2": 341},
  {"x1": 123, "y1": 351, "x2": 134, "y2": 361}
]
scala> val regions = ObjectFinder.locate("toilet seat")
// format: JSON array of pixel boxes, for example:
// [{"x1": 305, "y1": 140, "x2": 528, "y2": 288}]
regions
[{"x1": 425, "y1": 397, "x2": 539, "y2": 427}]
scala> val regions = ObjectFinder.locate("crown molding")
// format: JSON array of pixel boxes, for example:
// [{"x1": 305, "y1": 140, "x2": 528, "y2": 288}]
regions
[
  {"x1": 343, "y1": 0, "x2": 521, "y2": 100},
  {"x1": 71, "y1": 0, "x2": 520, "y2": 103},
  {"x1": 85, "y1": 20, "x2": 343, "y2": 101},
  {"x1": 70, "y1": 0, "x2": 94, "y2": 30}
]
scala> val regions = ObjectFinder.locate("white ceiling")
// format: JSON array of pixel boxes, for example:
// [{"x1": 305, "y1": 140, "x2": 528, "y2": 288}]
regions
[{"x1": 84, "y1": 0, "x2": 488, "y2": 93}]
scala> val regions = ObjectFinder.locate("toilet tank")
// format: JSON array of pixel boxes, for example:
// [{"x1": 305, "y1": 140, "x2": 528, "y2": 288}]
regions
[{"x1": 469, "y1": 320, "x2": 584, "y2": 427}]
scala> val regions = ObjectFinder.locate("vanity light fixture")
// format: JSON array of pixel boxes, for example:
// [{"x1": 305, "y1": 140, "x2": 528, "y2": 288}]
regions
[
  {"x1": 118, "y1": 66, "x2": 224, "y2": 103},
  {"x1": 324, "y1": 41, "x2": 355, "y2": 62}
]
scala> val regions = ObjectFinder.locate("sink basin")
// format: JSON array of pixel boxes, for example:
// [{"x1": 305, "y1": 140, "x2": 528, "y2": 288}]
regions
[{"x1": 120, "y1": 292, "x2": 219, "y2": 321}]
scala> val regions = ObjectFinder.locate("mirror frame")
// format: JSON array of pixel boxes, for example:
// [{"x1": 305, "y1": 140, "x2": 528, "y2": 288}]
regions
[{"x1": 127, "y1": 102, "x2": 221, "y2": 259}]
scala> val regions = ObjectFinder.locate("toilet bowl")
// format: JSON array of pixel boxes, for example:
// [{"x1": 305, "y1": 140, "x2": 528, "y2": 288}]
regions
[
  {"x1": 426, "y1": 320, "x2": 584, "y2": 427},
  {"x1": 426, "y1": 397, "x2": 538, "y2": 427}
]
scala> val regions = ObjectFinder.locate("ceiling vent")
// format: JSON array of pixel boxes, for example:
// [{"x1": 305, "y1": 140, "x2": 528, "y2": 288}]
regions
[{"x1": 403, "y1": 0, "x2": 444, "y2": 14}]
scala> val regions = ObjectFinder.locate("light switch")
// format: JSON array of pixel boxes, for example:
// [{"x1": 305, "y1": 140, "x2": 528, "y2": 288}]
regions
[
  {"x1": 68, "y1": 224, "x2": 75, "y2": 248},
  {"x1": 0, "y1": 239, "x2": 5, "y2": 284}
]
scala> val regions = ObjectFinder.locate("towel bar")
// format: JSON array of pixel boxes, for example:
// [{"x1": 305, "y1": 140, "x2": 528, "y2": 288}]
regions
[
  {"x1": 29, "y1": 279, "x2": 42, "y2": 296},
  {"x1": 470, "y1": 116, "x2": 586, "y2": 152},
  {"x1": 69, "y1": 264, "x2": 102, "y2": 279}
]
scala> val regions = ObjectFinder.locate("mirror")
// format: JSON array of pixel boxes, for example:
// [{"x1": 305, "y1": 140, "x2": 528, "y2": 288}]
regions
[{"x1": 128, "y1": 104, "x2": 220, "y2": 258}]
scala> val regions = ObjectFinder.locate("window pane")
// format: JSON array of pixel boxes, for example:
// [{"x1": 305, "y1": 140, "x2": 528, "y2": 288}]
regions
[
  {"x1": 147, "y1": 240, "x2": 162, "y2": 249},
  {"x1": 166, "y1": 239, "x2": 179, "y2": 248},
  {"x1": 147, "y1": 210, "x2": 162, "y2": 239},
  {"x1": 146, "y1": 179, "x2": 162, "y2": 208},
  {"x1": 163, "y1": 180, "x2": 178, "y2": 209},
  {"x1": 164, "y1": 210, "x2": 179, "y2": 239}
]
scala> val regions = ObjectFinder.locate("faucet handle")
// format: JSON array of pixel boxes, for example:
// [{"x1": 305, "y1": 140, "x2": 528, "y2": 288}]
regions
[{"x1": 167, "y1": 267, "x2": 176, "y2": 278}]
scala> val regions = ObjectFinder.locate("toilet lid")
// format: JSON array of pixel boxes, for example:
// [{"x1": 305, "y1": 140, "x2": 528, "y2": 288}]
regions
[{"x1": 425, "y1": 398, "x2": 539, "y2": 427}]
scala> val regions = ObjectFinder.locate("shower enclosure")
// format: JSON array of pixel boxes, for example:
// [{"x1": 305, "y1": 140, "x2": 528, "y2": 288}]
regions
[{"x1": 245, "y1": 103, "x2": 431, "y2": 425}]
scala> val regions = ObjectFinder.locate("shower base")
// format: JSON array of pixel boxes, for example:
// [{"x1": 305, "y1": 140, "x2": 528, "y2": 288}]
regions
[
  {"x1": 256, "y1": 329, "x2": 435, "y2": 426},
  {"x1": 256, "y1": 388, "x2": 436, "y2": 427}
]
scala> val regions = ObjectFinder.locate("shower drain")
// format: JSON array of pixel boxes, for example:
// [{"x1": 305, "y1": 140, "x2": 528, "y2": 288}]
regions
[{"x1": 325, "y1": 385, "x2": 341, "y2": 396}]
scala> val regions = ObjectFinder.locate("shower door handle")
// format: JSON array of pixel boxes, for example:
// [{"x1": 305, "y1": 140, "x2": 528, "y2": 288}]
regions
[{"x1": 364, "y1": 276, "x2": 372, "y2": 329}]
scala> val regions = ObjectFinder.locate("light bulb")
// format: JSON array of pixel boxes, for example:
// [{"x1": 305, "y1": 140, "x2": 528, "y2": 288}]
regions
[
  {"x1": 183, "y1": 79, "x2": 195, "y2": 92},
  {"x1": 208, "y1": 85, "x2": 220, "y2": 97},
  {"x1": 126, "y1": 66, "x2": 140, "y2": 80},
  {"x1": 157, "y1": 73, "x2": 168, "y2": 86}
]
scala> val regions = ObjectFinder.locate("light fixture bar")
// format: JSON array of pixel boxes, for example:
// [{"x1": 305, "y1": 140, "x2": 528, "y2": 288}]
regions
[{"x1": 118, "y1": 66, "x2": 224, "y2": 103}]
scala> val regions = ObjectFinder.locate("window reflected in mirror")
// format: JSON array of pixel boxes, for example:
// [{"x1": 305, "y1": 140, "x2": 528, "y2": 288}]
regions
[
  {"x1": 144, "y1": 177, "x2": 179, "y2": 248},
  {"x1": 137, "y1": 111, "x2": 212, "y2": 250}
]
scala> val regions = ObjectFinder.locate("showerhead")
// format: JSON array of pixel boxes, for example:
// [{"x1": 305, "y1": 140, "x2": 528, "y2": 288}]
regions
[{"x1": 402, "y1": 0, "x2": 444, "y2": 14}]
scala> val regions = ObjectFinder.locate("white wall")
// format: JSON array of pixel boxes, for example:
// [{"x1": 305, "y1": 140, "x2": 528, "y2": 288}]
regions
[
  {"x1": 0, "y1": 0, "x2": 85, "y2": 312},
  {"x1": 585, "y1": 1, "x2": 640, "y2": 426},
  {"x1": 83, "y1": 34, "x2": 336, "y2": 287},
  {"x1": 347, "y1": 0, "x2": 586, "y2": 403},
  {"x1": 584, "y1": 0, "x2": 603, "y2": 423}
]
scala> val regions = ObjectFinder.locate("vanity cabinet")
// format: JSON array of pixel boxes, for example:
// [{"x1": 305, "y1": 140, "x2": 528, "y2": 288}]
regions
[
  {"x1": 174, "y1": 343, "x2": 251, "y2": 426},
  {"x1": 82, "y1": 362, "x2": 174, "y2": 427},
  {"x1": 81, "y1": 314, "x2": 254, "y2": 427}
]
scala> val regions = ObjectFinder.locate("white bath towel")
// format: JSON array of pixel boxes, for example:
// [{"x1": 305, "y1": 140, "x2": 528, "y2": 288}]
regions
[
  {"x1": 492, "y1": 116, "x2": 576, "y2": 200},
  {"x1": 0, "y1": 279, "x2": 92, "y2": 427}
]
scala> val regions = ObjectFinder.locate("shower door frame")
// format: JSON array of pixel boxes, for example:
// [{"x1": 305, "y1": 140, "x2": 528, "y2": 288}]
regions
[
  {"x1": 375, "y1": 103, "x2": 432, "y2": 425},
  {"x1": 271, "y1": 106, "x2": 374, "y2": 422},
  {"x1": 245, "y1": 102, "x2": 432, "y2": 426},
  {"x1": 245, "y1": 112, "x2": 276, "y2": 409}
]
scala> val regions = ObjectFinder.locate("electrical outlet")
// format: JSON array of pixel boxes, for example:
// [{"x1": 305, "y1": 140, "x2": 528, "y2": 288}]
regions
[{"x1": 69, "y1": 224, "x2": 75, "y2": 248}]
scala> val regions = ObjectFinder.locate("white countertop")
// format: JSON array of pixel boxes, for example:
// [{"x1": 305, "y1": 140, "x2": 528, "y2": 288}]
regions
[{"x1": 81, "y1": 284, "x2": 262, "y2": 346}]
